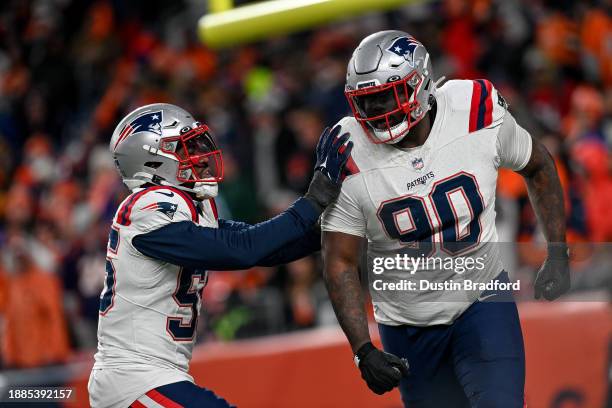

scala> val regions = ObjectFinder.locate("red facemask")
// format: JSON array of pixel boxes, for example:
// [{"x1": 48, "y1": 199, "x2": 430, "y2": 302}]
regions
[
  {"x1": 160, "y1": 124, "x2": 224, "y2": 183},
  {"x1": 345, "y1": 71, "x2": 425, "y2": 144}
]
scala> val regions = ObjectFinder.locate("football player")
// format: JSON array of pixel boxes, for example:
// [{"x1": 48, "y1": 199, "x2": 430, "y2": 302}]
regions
[
  {"x1": 88, "y1": 103, "x2": 352, "y2": 408},
  {"x1": 321, "y1": 31, "x2": 570, "y2": 407}
]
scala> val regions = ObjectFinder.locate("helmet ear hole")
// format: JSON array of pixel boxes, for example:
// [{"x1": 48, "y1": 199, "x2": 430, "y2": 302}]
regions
[{"x1": 144, "y1": 161, "x2": 163, "y2": 169}]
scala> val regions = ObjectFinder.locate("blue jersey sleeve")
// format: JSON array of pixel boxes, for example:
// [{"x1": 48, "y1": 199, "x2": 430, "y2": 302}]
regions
[
  {"x1": 214, "y1": 218, "x2": 321, "y2": 266},
  {"x1": 217, "y1": 218, "x2": 252, "y2": 231},
  {"x1": 132, "y1": 197, "x2": 320, "y2": 270},
  {"x1": 256, "y1": 226, "x2": 321, "y2": 267}
]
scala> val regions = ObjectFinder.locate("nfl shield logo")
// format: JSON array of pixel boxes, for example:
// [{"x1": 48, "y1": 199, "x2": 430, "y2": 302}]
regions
[{"x1": 411, "y1": 157, "x2": 424, "y2": 170}]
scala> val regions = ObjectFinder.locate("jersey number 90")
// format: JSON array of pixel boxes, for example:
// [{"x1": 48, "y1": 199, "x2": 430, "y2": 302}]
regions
[{"x1": 377, "y1": 172, "x2": 484, "y2": 255}]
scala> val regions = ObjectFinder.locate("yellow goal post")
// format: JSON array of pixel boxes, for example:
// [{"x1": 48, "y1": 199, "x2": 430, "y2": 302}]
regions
[{"x1": 199, "y1": 0, "x2": 425, "y2": 48}]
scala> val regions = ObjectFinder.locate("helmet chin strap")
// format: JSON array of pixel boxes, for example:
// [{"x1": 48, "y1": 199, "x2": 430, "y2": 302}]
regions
[
  {"x1": 162, "y1": 180, "x2": 218, "y2": 200},
  {"x1": 185, "y1": 182, "x2": 218, "y2": 200}
]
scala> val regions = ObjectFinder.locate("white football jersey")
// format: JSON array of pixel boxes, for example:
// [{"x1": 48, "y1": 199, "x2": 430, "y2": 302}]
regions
[
  {"x1": 88, "y1": 185, "x2": 218, "y2": 408},
  {"x1": 322, "y1": 79, "x2": 532, "y2": 327}
]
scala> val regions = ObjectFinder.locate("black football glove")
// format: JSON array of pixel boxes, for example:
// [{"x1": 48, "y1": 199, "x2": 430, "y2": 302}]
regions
[
  {"x1": 354, "y1": 342, "x2": 410, "y2": 395},
  {"x1": 534, "y1": 244, "x2": 571, "y2": 301},
  {"x1": 304, "y1": 125, "x2": 353, "y2": 212}
]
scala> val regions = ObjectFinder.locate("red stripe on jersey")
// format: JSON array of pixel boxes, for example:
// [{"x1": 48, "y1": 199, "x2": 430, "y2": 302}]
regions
[
  {"x1": 209, "y1": 198, "x2": 218, "y2": 220},
  {"x1": 130, "y1": 400, "x2": 147, "y2": 408},
  {"x1": 116, "y1": 195, "x2": 134, "y2": 225},
  {"x1": 119, "y1": 189, "x2": 150, "y2": 226},
  {"x1": 116, "y1": 189, "x2": 147, "y2": 226},
  {"x1": 116, "y1": 200, "x2": 129, "y2": 225},
  {"x1": 145, "y1": 390, "x2": 184, "y2": 408},
  {"x1": 483, "y1": 79, "x2": 493, "y2": 128},
  {"x1": 344, "y1": 156, "x2": 360, "y2": 179},
  {"x1": 337, "y1": 141, "x2": 359, "y2": 179},
  {"x1": 469, "y1": 80, "x2": 483, "y2": 133}
]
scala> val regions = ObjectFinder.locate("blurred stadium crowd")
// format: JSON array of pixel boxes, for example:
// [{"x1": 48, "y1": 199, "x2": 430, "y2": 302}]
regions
[{"x1": 0, "y1": 0, "x2": 610, "y2": 369}]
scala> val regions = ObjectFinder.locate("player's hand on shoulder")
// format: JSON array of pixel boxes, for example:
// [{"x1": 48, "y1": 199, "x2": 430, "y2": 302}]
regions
[
  {"x1": 534, "y1": 244, "x2": 571, "y2": 301},
  {"x1": 304, "y1": 125, "x2": 353, "y2": 211},
  {"x1": 354, "y1": 342, "x2": 409, "y2": 395}
]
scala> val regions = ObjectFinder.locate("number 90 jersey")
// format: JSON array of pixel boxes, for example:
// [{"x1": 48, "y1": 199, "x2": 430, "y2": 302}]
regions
[
  {"x1": 322, "y1": 79, "x2": 532, "y2": 327},
  {"x1": 89, "y1": 185, "x2": 218, "y2": 408}
]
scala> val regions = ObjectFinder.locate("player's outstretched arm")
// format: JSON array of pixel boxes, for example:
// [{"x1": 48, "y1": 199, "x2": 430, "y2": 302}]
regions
[
  {"x1": 255, "y1": 226, "x2": 321, "y2": 266},
  {"x1": 518, "y1": 136, "x2": 570, "y2": 300},
  {"x1": 217, "y1": 218, "x2": 323, "y2": 267},
  {"x1": 133, "y1": 199, "x2": 319, "y2": 270},
  {"x1": 132, "y1": 125, "x2": 353, "y2": 271},
  {"x1": 322, "y1": 231, "x2": 408, "y2": 394},
  {"x1": 215, "y1": 218, "x2": 324, "y2": 267}
]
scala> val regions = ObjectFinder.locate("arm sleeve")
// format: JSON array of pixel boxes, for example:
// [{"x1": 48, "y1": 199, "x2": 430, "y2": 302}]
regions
[
  {"x1": 217, "y1": 219, "x2": 252, "y2": 231},
  {"x1": 217, "y1": 218, "x2": 321, "y2": 266},
  {"x1": 496, "y1": 111, "x2": 533, "y2": 171},
  {"x1": 132, "y1": 197, "x2": 320, "y2": 270},
  {"x1": 320, "y1": 177, "x2": 366, "y2": 237},
  {"x1": 256, "y1": 227, "x2": 321, "y2": 267}
]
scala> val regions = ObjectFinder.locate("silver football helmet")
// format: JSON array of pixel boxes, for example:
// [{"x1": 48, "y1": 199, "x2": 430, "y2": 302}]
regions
[
  {"x1": 345, "y1": 30, "x2": 437, "y2": 144},
  {"x1": 110, "y1": 103, "x2": 223, "y2": 200}
]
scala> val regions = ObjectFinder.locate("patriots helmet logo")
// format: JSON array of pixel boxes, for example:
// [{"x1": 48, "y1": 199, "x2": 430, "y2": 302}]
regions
[
  {"x1": 388, "y1": 37, "x2": 419, "y2": 64},
  {"x1": 142, "y1": 201, "x2": 178, "y2": 220},
  {"x1": 113, "y1": 111, "x2": 163, "y2": 150}
]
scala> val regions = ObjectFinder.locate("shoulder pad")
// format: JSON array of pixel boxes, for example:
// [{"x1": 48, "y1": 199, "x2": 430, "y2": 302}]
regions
[
  {"x1": 115, "y1": 186, "x2": 198, "y2": 228},
  {"x1": 437, "y1": 79, "x2": 507, "y2": 134}
]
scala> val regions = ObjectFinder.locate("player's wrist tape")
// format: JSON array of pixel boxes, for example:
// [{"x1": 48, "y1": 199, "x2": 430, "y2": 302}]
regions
[
  {"x1": 354, "y1": 342, "x2": 376, "y2": 367},
  {"x1": 547, "y1": 243, "x2": 569, "y2": 260}
]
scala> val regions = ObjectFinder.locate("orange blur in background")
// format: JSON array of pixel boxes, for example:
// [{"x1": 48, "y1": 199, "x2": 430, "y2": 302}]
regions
[{"x1": 64, "y1": 302, "x2": 611, "y2": 408}]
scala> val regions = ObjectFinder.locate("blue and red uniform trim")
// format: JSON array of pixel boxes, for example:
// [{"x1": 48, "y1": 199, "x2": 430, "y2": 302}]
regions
[
  {"x1": 130, "y1": 382, "x2": 234, "y2": 407},
  {"x1": 116, "y1": 186, "x2": 198, "y2": 226},
  {"x1": 469, "y1": 79, "x2": 494, "y2": 132}
]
